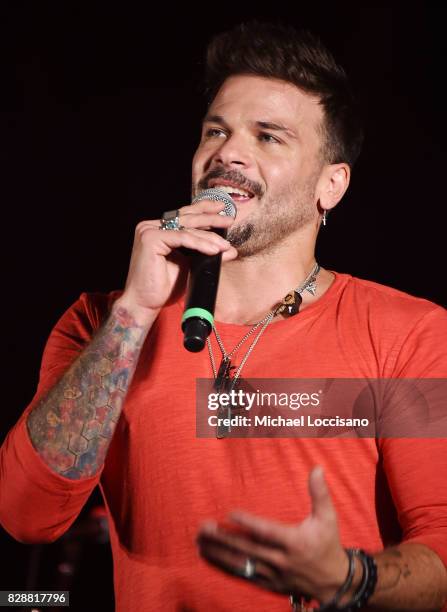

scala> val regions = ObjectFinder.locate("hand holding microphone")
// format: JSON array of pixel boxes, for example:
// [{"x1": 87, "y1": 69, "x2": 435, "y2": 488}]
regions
[{"x1": 115, "y1": 191, "x2": 237, "y2": 330}]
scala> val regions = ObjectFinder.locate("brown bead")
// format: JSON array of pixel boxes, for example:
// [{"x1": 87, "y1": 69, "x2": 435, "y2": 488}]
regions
[{"x1": 286, "y1": 291, "x2": 302, "y2": 315}]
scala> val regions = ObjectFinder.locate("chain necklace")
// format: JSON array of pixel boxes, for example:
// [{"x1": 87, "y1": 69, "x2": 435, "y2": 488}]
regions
[
  {"x1": 207, "y1": 310, "x2": 274, "y2": 386},
  {"x1": 208, "y1": 261, "x2": 320, "y2": 385},
  {"x1": 207, "y1": 263, "x2": 320, "y2": 437},
  {"x1": 207, "y1": 314, "x2": 274, "y2": 438}
]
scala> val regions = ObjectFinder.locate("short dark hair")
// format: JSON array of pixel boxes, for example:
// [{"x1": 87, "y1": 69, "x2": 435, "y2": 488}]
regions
[{"x1": 204, "y1": 21, "x2": 364, "y2": 167}]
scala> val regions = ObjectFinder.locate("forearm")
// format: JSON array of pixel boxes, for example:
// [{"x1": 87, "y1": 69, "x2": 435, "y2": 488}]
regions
[
  {"x1": 338, "y1": 543, "x2": 447, "y2": 611},
  {"x1": 27, "y1": 299, "x2": 156, "y2": 479},
  {"x1": 369, "y1": 543, "x2": 447, "y2": 611}
]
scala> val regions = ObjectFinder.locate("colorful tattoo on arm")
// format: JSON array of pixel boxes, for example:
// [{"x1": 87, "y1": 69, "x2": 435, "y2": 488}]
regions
[{"x1": 27, "y1": 306, "x2": 149, "y2": 479}]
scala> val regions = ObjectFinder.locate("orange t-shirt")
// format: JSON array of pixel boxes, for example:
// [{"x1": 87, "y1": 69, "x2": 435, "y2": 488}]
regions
[{"x1": 1, "y1": 273, "x2": 447, "y2": 611}]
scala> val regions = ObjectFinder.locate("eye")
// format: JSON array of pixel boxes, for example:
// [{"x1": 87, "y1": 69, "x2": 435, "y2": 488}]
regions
[
  {"x1": 204, "y1": 127, "x2": 227, "y2": 139},
  {"x1": 258, "y1": 132, "x2": 280, "y2": 144}
]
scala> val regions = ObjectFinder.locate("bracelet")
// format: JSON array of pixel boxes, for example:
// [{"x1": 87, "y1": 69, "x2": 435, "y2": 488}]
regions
[
  {"x1": 316, "y1": 549, "x2": 356, "y2": 611},
  {"x1": 290, "y1": 549, "x2": 355, "y2": 611},
  {"x1": 316, "y1": 549, "x2": 378, "y2": 611}
]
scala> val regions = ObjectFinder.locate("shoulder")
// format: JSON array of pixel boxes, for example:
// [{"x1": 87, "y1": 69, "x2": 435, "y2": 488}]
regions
[
  {"x1": 333, "y1": 274, "x2": 446, "y2": 376},
  {"x1": 337, "y1": 273, "x2": 446, "y2": 327}
]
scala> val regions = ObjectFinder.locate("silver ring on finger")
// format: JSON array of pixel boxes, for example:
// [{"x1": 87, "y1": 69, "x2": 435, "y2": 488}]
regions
[
  {"x1": 242, "y1": 557, "x2": 257, "y2": 580},
  {"x1": 159, "y1": 209, "x2": 184, "y2": 231}
]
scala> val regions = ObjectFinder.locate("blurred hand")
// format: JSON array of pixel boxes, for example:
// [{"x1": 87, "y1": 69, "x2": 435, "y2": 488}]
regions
[{"x1": 197, "y1": 467, "x2": 349, "y2": 605}]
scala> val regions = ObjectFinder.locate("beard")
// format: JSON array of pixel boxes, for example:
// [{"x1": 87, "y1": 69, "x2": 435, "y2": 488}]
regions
[
  {"x1": 193, "y1": 166, "x2": 320, "y2": 259},
  {"x1": 227, "y1": 176, "x2": 318, "y2": 258}
]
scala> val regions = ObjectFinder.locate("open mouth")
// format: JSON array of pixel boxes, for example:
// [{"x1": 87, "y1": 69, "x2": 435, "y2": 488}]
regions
[{"x1": 209, "y1": 181, "x2": 255, "y2": 202}]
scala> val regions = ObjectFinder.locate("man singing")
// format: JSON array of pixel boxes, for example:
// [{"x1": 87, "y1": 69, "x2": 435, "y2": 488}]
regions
[{"x1": 1, "y1": 22, "x2": 446, "y2": 611}]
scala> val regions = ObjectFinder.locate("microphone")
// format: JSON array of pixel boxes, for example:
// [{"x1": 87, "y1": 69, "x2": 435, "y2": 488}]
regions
[{"x1": 182, "y1": 188, "x2": 237, "y2": 352}]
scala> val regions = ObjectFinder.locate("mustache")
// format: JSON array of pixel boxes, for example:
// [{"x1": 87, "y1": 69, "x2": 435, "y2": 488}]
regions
[{"x1": 197, "y1": 168, "x2": 264, "y2": 198}]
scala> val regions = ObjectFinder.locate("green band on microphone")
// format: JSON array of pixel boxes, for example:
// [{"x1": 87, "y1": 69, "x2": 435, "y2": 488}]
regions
[{"x1": 182, "y1": 307, "x2": 214, "y2": 327}]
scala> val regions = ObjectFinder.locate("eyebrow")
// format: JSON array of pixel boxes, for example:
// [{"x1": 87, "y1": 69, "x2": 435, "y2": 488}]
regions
[
  {"x1": 203, "y1": 114, "x2": 229, "y2": 128},
  {"x1": 202, "y1": 114, "x2": 297, "y2": 138},
  {"x1": 256, "y1": 121, "x2": 297, "y2": 138}
]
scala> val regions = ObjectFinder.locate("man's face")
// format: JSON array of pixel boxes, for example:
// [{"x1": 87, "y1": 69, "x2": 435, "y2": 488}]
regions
[{"x1": 192, "y1": 75, "x2": 326, "y2": 257}]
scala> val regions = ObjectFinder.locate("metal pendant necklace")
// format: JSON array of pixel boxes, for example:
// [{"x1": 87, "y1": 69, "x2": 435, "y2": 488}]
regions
[{"x1": 207, "y1": 262, "x2": 320, "y2": 438}]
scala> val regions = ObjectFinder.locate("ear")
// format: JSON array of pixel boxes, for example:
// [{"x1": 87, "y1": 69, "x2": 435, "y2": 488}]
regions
[{"x1": 317, "y1": 163, "x2": 350, "y2": 213}]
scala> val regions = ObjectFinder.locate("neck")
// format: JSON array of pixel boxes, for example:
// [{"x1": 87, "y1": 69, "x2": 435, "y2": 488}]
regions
[{"x1": 214, "y1": 232, "x2": 330, "y2": 325}]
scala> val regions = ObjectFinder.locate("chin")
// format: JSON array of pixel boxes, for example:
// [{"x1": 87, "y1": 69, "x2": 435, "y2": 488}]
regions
[
  {"x1": 227, "y1": 223, "x2": 254, "y2": 248},
  {"x1": 228, "y1": 229, "x2": 271, "y2": 259}
]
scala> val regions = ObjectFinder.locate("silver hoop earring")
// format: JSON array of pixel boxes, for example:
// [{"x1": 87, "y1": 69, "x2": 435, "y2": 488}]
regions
[{"x1": 322, "y1": 211, "x2": 327, "y2": 226}]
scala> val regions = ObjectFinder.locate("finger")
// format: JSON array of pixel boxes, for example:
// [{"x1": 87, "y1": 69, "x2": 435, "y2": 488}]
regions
[
  {"x1": 221, "y1": 246, "x2": 239, "y2": 262},
  {"x1": 198, "y1": 521, "x2": 286, "y2": 569},
  {"x1": 135, "y1": 220, "x2": 164, "y2": 234},
  {"x1": 180, "y1": 199, "x2": 227, "y2": 215},
  {"x1": 184, "y1": 228, "x2": 233, "y2": 250},
  {"x1": 228, "y1": 511, "x2": 291, "y2": 549},
  {"x1": 139, "y1": 224, "x2": 232, "y2": 249},
  {"x1": 197, "y1": 536, "x2": 278, "y2": 592},
  {"x1": 308, "y1": 466, "x2": 336, "y2": 521},
  {"x1": 135, "y1": 200, "x2": 228, "y2": 232},
  {"x1": 147, "y1": 228, "x2": 232, "y2": 257},
  {"x1": 198, "y1": 536, "x2": 245, "y2": 576},
  {"x1": 179, "y1": 212, "x2": 235, "y2": 230},
  {"x1": 136, "y1": 224, "x2": 237, "y2": 260}
]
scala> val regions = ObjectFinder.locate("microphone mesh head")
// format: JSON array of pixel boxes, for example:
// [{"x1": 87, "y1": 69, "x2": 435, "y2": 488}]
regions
[{"x1": 191, "y1": 188, "x2": 237, "y2": 219}]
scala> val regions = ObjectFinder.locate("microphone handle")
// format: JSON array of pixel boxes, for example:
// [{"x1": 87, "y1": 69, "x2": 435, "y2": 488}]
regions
[{"x1": 181, "y1": 227, "x2": 226, "y2": 352}]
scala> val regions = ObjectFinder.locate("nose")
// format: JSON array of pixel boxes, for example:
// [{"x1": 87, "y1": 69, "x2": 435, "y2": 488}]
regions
[{"x1": 211, "y1": 133, "x2": 252, "y2": 169}]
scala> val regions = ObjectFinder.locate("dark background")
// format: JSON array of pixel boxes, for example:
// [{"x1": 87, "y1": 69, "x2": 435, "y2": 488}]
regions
[{"x1": 1, "y1": 2, "x2": 445, "y2": 609}]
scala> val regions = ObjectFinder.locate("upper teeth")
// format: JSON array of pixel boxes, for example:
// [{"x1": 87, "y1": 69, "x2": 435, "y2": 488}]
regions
[{"x1": 214, "y1": 185, "x2": 251, "y2": 197}]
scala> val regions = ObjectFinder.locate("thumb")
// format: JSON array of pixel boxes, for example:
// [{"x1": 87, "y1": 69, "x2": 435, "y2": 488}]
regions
[{"x1": 308, "y1": 466, "x2": 336, "y2": 521}]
